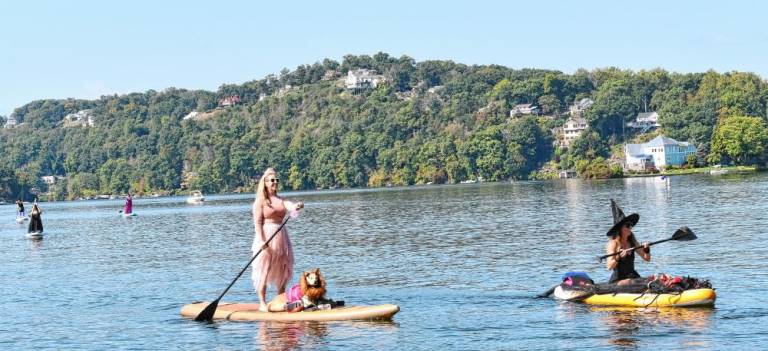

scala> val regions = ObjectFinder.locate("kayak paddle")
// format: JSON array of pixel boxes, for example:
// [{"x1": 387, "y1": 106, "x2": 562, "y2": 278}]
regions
[
  {"x1": 597, "y1": 226, "x2": 696, "y2": 262},
  {"x1": 194, "y1": 216, "x2": 291, "y2": 322}
]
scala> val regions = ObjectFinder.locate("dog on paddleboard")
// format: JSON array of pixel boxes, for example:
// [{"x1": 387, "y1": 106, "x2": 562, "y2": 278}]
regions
[{"x1": 267, "y1": 268, "x2": 328, "y2": 312}]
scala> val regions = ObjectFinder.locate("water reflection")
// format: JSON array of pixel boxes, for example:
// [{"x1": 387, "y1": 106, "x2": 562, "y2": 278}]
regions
[
  {"x1": 591, "y1": 307, "x2": 713, "y2": 350},
  {"x1": 254, "y1": 319, "x2": 399, "y2": 350},
  {"x1": 256, "y1": 321, "x2": 329, "y2": 350},
  {"x1": 29, "y1": 237, "x2": 43, "y2": 250}
]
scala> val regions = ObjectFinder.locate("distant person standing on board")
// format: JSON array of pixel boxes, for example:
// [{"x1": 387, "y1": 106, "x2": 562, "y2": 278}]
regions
[
  {"x1": 124, "y1": 193, "x2": 133, "y2": 214},
  {"x1": 28, "y1": 203, "x2": 43, "y2": 233},
  {"x1": 251, "y1": 167, "x2": 304, "y2": 312},
  {"x1": 16, "y1": 199, "x2": 25, "y2": 217}
]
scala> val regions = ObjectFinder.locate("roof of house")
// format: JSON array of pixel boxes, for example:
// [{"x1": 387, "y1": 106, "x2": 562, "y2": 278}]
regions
[
  {"x1": 636, "y1": 111, "x2": 659, "y2": 120},
  {"x1": 565, "y1": 117, "x2": 587, "y2": 125},
  {"x1": 645, "y1": 135, "x2": 691, "y2": 147},
  {"x1": 577, "y1": 98, "x2": 594, "y2": 109}
]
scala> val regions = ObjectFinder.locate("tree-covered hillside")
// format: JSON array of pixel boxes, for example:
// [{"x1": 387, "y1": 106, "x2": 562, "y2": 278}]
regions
[{"x1": 1, "y1": 53, "x2": 767, "y2": 201}]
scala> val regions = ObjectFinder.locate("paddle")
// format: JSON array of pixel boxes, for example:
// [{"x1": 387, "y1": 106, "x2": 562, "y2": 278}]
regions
[
  {"x1": 597, "y1": 226, "x2": 696, "y2": 262},
  {"x1": 194, "y1": 215, "x2": 291, "y2": 322}
]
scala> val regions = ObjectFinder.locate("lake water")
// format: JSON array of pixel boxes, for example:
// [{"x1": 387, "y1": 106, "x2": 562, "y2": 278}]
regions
[{"x1": 2, "y1": 173, "x2": 767, "y2": 350}]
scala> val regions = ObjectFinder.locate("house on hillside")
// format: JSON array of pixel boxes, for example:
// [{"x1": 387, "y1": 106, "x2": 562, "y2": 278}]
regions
[
  {"x1": 218, "y1": 95, "x2": 241, "y2": 107},
  {"x1": 562, "y1": 117, "x2": 588, "y2": 147},
  {"x1": 63, "y1": 109, "x2": 95, "y2": 127},
  {"x1": 627, "y1": 111, "x2": 661, "y2": 133},
  {"x1": 41, "y1": 175, "x2": 66, "y2": 185},
  {"x1": 624, "y1": 135, "x2": 696, "y2": 171},
  {"x1": 322, "y1": 70, "x2": 340, "y2": 81},
  {"x1": 344, "y1": 69, "x2": 385, "y2": 90},
  {"x1": 3, "y1": 116, "x2": 18, "y2": 129},
  {"x1": 510, "y1": 103, "x2": 538, "y2": 117},
  {"x1": 568, "y1": 98, "x2": 594, "y2": 117}
]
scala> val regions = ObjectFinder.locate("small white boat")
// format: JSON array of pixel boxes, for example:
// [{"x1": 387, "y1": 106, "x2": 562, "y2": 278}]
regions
[
  {"x1": 709, "y1": 165, "x2": 728, "y2": 175},
  {"x1": 186, "y1": 191, "x2": 205, "y2": 204}
]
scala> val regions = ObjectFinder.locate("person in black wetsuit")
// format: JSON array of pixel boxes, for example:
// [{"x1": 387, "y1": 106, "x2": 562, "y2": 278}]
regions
[
  {"x1": 28, "y1": 203, "x2": 43, "y2": 233},
  {"x1": 16, "y1": 199, "x2": 25, "y2": 217},
  {"x1": 605, "y1": 199, "x2": 650, "y2": 285}
]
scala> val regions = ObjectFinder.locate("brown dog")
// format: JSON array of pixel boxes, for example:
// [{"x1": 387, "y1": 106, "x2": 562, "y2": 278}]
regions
[{"x1": 267, "y1": 268, "x2": 327, "y2": 312}]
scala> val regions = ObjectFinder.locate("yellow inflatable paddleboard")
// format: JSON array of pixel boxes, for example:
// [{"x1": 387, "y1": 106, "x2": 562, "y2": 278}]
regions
[{"x1": 581, "y1": 288, "x2": 716, "y2": 307}]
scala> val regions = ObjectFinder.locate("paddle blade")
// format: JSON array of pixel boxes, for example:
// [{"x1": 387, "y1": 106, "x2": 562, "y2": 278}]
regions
[
  {"x1": 194, "y1": 300, "x2": 220, "y2": 322},
  {"x1": 537, "y1": 285, "x2": 557, "y2": 298},
  {"x1": 672, "y1": 226, "x2": 697, "y2": 241}
]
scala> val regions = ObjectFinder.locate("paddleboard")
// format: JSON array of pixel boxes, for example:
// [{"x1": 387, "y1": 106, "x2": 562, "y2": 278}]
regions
[
  {"x1": 16, "y1": 217, "x2": 27, "y2": 223},
  {"x1": 122, "y1": 213, "x2": 137, "y2": 217},
  {"x1": 26, "y1": 231, "x2": 44, "y2": 239},
  {"x1": 181, "y1": 302, "x2": 399, "y2": 321}
]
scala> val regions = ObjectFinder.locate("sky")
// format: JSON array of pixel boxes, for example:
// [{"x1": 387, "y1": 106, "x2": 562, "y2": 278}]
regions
[{"x1": 1, "y1": 0, "x2": 766, "y2": 116}]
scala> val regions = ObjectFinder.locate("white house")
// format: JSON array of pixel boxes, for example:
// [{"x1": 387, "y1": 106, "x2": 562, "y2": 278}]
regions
[
  {"x1": 63, "y1": 109, "x2": 95, "y2": 127},
  {"x1": 40, "y1": 175, "x2": 66, "y2": 185},
  {"x1": 510, "y1": 103, "x2": 538, "y2": 117},
  {"x1": 562, "y1": 117, "x2": 588, "y2": 147},
  {"x1": 568, "y1": 98, "x2": 594, "y2": 117},
  {"x1": 4, "y1": 116, "x2": 17, "y2": 129},
  {"x1": 627, "y1": 111, "x2": 661, "y2": 132},
  {"x1": 624, "y1": 135, "x2": 697, "y2": 171},
  {"x1": 344, "y1": 69, "x2": 385, "y2": 90}
]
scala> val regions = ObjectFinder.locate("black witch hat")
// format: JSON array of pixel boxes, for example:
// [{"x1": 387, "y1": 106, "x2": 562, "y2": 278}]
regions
[{"x1": 606, "y1": 199, "x2": 639, "y2": 236}]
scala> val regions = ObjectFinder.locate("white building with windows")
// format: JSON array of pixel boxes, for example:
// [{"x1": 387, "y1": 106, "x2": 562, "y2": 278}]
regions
[
  {"x1": 344, "y1": 69, "x2": 385, "y2": 90},
  {"x1": 624, "y1": 135, "x2": 697, "y2": 171},
  {"x1": 562, "y1": 117, "x2": 588, "y2": 147},
  {"x1": 510, "y1": 103, "x2": 538, "y2": 117},
  {"x1": 627, "y1": 111, "x2": 661, "y2": 132},
  {"x1": 4, "y1": 116, "x2": 18, "y2": 129},
  {"x1": 568, "y1": 98, "x2": 594, "y2": 117},
  {"x1": 63, "y1": 110, "x2": 95, "y2": 127}
]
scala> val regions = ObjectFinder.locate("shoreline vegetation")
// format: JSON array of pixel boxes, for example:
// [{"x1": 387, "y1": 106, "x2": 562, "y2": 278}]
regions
[
  {"x1": 6, "y1": 165, "x2": 758, "y2": 204},
  {"x1": 1, "y1": 52, "x2": 767, "y2": 202}
]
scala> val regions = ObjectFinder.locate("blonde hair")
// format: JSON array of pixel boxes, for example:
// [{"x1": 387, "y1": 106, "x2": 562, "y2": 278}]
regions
[{"x1": 256, "y1": 168, "x2": 277, "y2": 206}]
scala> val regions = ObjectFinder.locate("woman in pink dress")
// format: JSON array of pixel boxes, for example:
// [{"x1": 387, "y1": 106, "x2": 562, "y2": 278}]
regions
[
  {"x1": 252, "y1": 168, "x2": 304, "y2": 312},
  {"x1": 124, "y1": 193, "x2": 133, "y2": 214}
]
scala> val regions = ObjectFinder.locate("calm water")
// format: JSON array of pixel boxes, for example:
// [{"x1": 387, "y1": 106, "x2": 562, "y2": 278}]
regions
[{"x1": 2, "y1": 173, "x2": 767, "y2": 350}]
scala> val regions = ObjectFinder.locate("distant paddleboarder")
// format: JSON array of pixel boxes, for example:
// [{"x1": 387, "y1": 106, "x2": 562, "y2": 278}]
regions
[
  {"x1": 16, "y1": 199, "x2": 25, "y2": 218},
  {"x1": 124, "y1": 193, "x2": 133, "y2": 215},
  {"x1": 28, "y1": 203, "x2": 43, "y2": 234}
]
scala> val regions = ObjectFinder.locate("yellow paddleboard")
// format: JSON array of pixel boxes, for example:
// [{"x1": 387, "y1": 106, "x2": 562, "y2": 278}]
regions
[{"x1": 181, "y1": 302, "x2": 399, "y2": 321}]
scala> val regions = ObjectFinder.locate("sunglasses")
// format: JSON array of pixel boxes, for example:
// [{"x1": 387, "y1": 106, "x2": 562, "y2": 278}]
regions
[
  {"x1": 266, "y1": 178, "x2": 280, "y2": 183},
  {"x1": 624, "y1": 223, "x2": 633, "y2": 229}
]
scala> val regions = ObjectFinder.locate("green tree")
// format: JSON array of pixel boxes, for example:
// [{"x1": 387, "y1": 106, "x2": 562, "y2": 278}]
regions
[{"x1": 708, "y1": 116, "x2": 768, "y2": 165}]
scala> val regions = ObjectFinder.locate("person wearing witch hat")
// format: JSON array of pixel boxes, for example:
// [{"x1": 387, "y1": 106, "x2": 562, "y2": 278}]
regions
[{"x1": 605, "y1": 199, "x2": 650, "y2": 285}]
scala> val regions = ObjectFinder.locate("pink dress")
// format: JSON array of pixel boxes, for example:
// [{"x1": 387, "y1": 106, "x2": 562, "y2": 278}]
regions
[
  {"x1": 251, "y1": 198, "x2": 294, "y2": 292},
  {"x1": 124, "y1": 196, "x2": 133, "y2": 214}
]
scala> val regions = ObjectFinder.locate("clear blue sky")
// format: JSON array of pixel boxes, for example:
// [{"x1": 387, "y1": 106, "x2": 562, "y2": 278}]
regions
[{"x1": 1, "y1": 0, "x2": 766, "y2": 116}]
